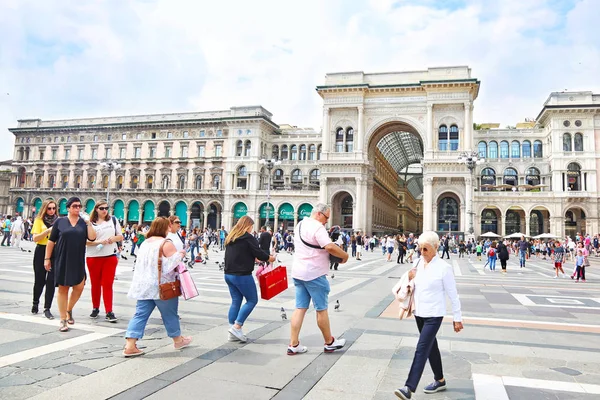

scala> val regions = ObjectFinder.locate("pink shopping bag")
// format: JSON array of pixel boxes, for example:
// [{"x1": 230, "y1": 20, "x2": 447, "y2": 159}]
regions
[{"x1": 176, "y1": 263, "x2": 199, "y2": 300}]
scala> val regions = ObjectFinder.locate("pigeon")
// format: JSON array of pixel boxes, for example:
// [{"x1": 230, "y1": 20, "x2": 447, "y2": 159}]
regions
[
  {"x1": 334, "y1": 300, "x2": 340, "y2": 312},
  {"x1": 216, "y1": 261, "x2": 224, "y2": 271},
  {"x1": 331, "y1": 273, "x2": 335, "y2": 279},
  {"x1": 20, "y1": 248, "x2": 27, "y2": 252},
  {"x1": 280, "y1": 307, "x2": 287, "y2": 320}
]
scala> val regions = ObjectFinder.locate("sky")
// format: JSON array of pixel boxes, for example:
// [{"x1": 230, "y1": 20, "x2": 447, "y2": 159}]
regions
[{"x1": 1, "y1": 0, "x2": 599, "y2": 160}]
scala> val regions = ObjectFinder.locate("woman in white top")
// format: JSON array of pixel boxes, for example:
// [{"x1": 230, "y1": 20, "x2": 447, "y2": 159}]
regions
[
  {"x1": 86, "y1": 201, "x2": 124, "y2": 323},
  {"x1": 123, "y1": 217, "x2": 192, "y2": 357},
  {"x1": 386, "y1": 235, "x2": 395, "y2": 262},
  {"x1": 394, "y1": 231, "x2": 463, "y2": 400},
  {"x1": 167, "y1": 216, "x2": 186, "y2": 252}
]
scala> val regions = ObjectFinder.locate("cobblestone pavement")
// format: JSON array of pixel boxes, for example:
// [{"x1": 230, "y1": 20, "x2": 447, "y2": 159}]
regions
[{"x1": 1, "y1": 241, "x2": 600, "y2": 399}]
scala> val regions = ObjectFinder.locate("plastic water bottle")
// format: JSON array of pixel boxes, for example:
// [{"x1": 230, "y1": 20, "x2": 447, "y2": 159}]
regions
[
  {"x1": 80, "y1": 211, "x2": 90, "y2": 223},
  {"x1": 97, "y1": 243, "x2": 104, "y2": 250}
]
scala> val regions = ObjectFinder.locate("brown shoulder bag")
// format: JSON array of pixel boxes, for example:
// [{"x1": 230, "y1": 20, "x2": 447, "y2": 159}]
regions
[{"x1": 158, "y1": 239, "x2": 182, "y2": 300}]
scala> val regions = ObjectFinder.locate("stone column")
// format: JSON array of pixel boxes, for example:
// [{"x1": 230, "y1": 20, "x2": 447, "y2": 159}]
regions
[
  {"x1": 353, "y1": 177, "x2": 362, "y2": 232},
  {"x1": 319, "y1": 177, "x2": 327, "y2": 204},
  {"x1": 432, "y1": 205, "x2": 438, "y2": 233},
  {"x1": 186, "y1": 210, "x2": 192, "y2": 228},
  {"x1": 501, "y1": 214, "x2": 507, "y2": 236},
  {"x1": 465, "y1": 176, "x2": 473, "y2": 233},
  {"x1": 154, "y1": 208, "x2": 158, "y2": 220},
  {"x1": 221, "y1": 210, "x2": 231, "y2": 230},
  {"x1": 426, "y1": 104, "x2": 433, "y2": 153},
  {"x1": 422, "y1": 178, "x2": 433, "y2": 232},
  {"x1": 464, "y1": 102, "x2": 472, "y2": 151},
  {"x1": 124, "y1": 207, "x2": 129, "y2": 224},
  {"x1": 460, "y1": 205, "x2": 466, "y2": 233},
  {"x1": 293, "y1": 212, "x2": 299, "y2": 227},
  {"x1": 356, "y1": 106, "x2": 364, "y2": 155},
  {"x1": 322, "y1": 107, "x2": 331, "y2": 154},
  {"x1": 525, "y1": 211, "x2": 530, "y2": 237},
  {"x1": 203, "y1": 211, "x2": 209, "y2": 229}
]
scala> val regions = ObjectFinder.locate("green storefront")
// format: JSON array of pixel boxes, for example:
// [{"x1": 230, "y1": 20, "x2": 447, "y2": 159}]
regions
[
  {"x1": 128, "y1": 200, "x2": 140, "y2": 223},
  {"x1": 58, "y1": 199, "x2": 68, "y2": 216},
  {"x1": 298, "y1": 203, "x2": 313, "y2": 220},
  {"x1": 278, "y1": 203, "x2": 294, "y2": 231},
  {"x1": 232, "y1": 202, "x2": 248, "y2": 225},
  {"x1": 259, "y1": 202, "x2": 275, "y2": 228}
]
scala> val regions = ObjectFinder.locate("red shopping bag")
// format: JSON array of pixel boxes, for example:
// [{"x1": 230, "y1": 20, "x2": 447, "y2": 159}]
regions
[{"x1": 258, "y1": 265, "x2": 288, "y2": 300}]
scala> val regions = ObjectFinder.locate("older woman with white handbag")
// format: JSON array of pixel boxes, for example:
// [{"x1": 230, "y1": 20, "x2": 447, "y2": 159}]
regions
[{"x1": 393, "y1": 231, "x2": 463, "y2": 400}]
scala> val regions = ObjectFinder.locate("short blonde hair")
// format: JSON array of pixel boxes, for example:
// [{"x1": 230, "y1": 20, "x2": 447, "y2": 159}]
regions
[{"x1": 418, "y1": 231, "x2": 440, "y2": 250}]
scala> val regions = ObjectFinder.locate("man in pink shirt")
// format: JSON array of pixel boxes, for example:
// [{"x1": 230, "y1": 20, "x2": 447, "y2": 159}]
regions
[{"x1": 287, "y1": 203, "x2": 349, "y2": 355}]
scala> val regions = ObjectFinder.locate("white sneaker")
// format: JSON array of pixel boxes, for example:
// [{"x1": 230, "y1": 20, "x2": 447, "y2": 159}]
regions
[
  {"x1": 553, "y1": 276, "x2": 557, "y2": 279},
  {"x1": 228, "y1": 332, "x2": 240, "y2": 342},
  {"x1": 324, "y1": 337, "x2": 346, "y2": 353},
  {"x1": 228, "y1": 326, "x2": 248, "y2": 342},
  {"x1": 287, "y1": 342, "x2": 308, "y2": 355},
  {"x1": 562, "y1": 274, "x2": 567, "y2": 278}
]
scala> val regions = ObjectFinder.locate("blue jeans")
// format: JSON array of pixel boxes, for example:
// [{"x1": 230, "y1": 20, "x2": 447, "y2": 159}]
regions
[
  {"x1": 125, "y1": 298, "x2": 180, "y2": 339},
  {"x1": 405, "y1": 316, "x2": 444, "y2": 392},
  {"x1": 519, "y1": 250, "x2": 526, "y2": 267},
  {"x1": 190, "y1": 244, "x2": 199, "y2": 259},
  {"x1": 489, "y1": 257, "x2": 497, "y2": 270},
  {"x1": 224, "y1": 274, "x2": 258, "y2": 326},
  {"x1": 294, "y1": 276, "x2": 330, "y2": 311}
]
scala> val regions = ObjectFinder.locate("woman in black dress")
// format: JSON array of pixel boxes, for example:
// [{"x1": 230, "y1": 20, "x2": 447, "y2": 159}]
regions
[{"x1": 44, "y1": 197, "x2": 97, "y2": 332}]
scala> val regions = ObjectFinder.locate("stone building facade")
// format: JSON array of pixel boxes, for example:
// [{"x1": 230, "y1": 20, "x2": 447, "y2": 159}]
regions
[{"x1": 7, "y1": 66, "x2": 600, "y2": 238}]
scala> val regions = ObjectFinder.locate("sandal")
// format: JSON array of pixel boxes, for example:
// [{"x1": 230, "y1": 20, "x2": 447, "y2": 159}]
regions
[
  {"x1": 122, "y1": 347, "x2": 145, "y2": 358},
  {"x1": 59, "y1": 320, "x2": 69, "y2": 332},
  {"x1": 67, "y1": 310, "x2": 75, "y2": 325}
]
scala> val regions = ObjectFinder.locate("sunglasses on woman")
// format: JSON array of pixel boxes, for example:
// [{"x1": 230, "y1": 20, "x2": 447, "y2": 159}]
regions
[{"x1": 98, "y1": 207, "x2": 109, "y2": 211}]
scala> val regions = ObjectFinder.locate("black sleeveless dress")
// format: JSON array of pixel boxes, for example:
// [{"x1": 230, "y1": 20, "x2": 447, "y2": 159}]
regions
[{"x1": 49, "y1": 217, "x2": 88, "y2": 287}]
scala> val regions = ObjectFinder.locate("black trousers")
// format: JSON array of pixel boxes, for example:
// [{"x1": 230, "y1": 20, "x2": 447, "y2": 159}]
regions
[
  {"x1": 500, "y1": 259, "x2": 507, "y2": 270},
  {"x1": 397, "y1": 251, "x2": 405, "y2": 263},
  {"x1": 1, "y1": 231, "x2": 10, "y2": 246},
  {"x1": 441, "y1": 248, "x2": 450, "y2": 259},
  {"x1": 405, "y1": 316, "x2": 444, "y2": 392},
  {"x1": 32, "y1": 245, "x2": 55, "y2": 309}
]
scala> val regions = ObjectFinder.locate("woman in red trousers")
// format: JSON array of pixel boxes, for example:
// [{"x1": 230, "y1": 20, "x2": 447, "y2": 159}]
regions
[{"x1": 86, "y1": 201, "x2": 124, "y2": 323}]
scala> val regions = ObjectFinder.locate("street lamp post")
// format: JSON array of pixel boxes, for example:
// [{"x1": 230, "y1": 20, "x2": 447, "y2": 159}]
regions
[
  {"x1": 99, "y1": 160, "x2": 122, "y2": 204},
  {"x1": 258, "y1": 157, "x2": 281, "y2": 229},
  {"x1": 459, "y1": 150, "x2": 484, "y2": 235}
]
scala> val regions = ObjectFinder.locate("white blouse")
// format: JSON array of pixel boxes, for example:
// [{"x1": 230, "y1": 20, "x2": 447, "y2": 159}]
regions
[
  {"x1": 87, "y1": 218, "x2": 121, "y2": 258},
  {"x1": 413, "y1": 256, "x2": 462, "y2": 321},
  {"x1": 127, "y1": 238, "x2": 183, "y2": 300}
]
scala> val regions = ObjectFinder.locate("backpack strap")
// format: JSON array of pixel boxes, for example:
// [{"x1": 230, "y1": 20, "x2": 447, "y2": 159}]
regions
[{"x1": 297, "y1": 221, "x2": 323, "y2": 250}]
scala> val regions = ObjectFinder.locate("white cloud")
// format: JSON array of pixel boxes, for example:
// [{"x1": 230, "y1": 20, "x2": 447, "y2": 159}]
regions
[{"x1": 1, "y1": 0, "x2": 599, "y2": 160}]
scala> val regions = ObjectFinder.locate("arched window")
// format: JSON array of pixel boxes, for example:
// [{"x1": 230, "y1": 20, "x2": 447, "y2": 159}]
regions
[
  {"x1": 146, "y1": 175, "x2": 154, "y2": 189},
  {"x1": 25, "y1": 147, "x2": 30, "y2": 160},
  {"x1": 503, "y1": 167, "x2": 518, "y2": 187},
  {"x1": 567, "y1": 162, "x2": 581, "y2": 191},
  {"x1": 291, "y1": 169, "x2": 302, "y2": 185},
  {"x1": 36, "y1": 175, "x2": 42, "y2": 188},
  {"x1": 437, "y1": 197, "x2": 459, "y2": 231},
  {"x1": 162, "y1": 175, "x2": 170, "y2": 190},
  {"x1": 290, "y1": 145, "x2": 298, "y2": 160},
  {"x1": 438, "y1": 125, "x2": 448, "y2": 151},
  {"x1": 481, "y1": 209, "x2": 499, "y2": 234},
  {"x1": 178, "y1": 175, "x2": 186, "y2": 190},
  {"x1": 272, "y1": 145, "x2": 279, "y2": 159},
  {"x1": 244, "y1": 140, "x2": 251, "y2": 157},
  {"x1": 130, "y1": 175, "x2": 139, "y2": 189},
  {"x1": 213, "y1": 175, "x2": 221, "y2": 189},
  {"x1": 299, "y1": 144, "x2": 307, "y2": 160},
  {"x1": 49, "y1": 175, "x2": 56, "y2": 188},
  {"x1": 335, "y1": 128, "x2": 344, "y2": 152},
  {"x1": 449, "y1": 125, "x2": 459, "y2": 150},
  {"x1": 62, "y1": 175, "x2": 69, "y2": 189},
  {"x1": 478, "y1": 141, "x2": 487, "y2": 158},
  {"x1": 345, "y1": 128, "x2": 354, "y2": 152},
  {"x1": 533, "y1": 140, "x2": 542, "y2": 158},
  {"x1": 522, "y1": 140, "x2": 531, "y2": 158},
  {"x1": 317, "y1": 145, "x2": 322, "y2": 160},
  {"x1": 116, "y1": 175, "x2": 124, "y2": 189},
  {"x1": 563, "y1": 133, "x2": 572, "y2": 151},
  {"x1": 308, "y1": 144, "x2": 316, "y2": 160},
  {"x1": 309, "y1": 169, "x2": 320, "y2": 186},
  {"x1": 526, "y1": 167, "x2": 540, "y2": 186},
  {"x1": 481, "y1": 167, "x2": 496, "y2": 190},
  {"x1": 195, "y1": 175, "x2": 202, "y2": 190},
  {"x1": 500, "y1": 141, "x2": 509, "y2": 158},
  {"x1": 236, "y1": 140, "x2": 243, "y2": 156},
  {"x1": 75, "y1": 175, "x2": 82, "y2": 188},
  {"x1": 17, "y1": 147, "x2": 24, "y2": 161},
  {"x1": 488, "y1": 141, "x2": 498, "y2": 159},
  {"x1": 505, "y1": 210, "x2": 521, "y2": 235},
  {"x1": 574, "y1": 133, "x2": 583, "y2": 151},
  {"x1": 102, "y1": 175, "x2": 109, "y2": 189},
  {"x1": 237, "y1": 166, "x2": 247, "y2": 189},
  {"x1": 17, "y1": 167, "x2": 26, "y2": 187},
  {"x1": 88, "y1": 175, "x2": 95, "y2": 189},
  {"x1": 281, "y1": 145, "x2": 289, "y2": 160},
  {"x1": 511, "y1": 141, "x2": 520, "y2": 158}
]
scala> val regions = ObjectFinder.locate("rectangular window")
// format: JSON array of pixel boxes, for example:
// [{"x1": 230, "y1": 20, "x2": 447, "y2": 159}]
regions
[
  {"x1": 42, "y1": 137, "x2": 47, "y2": 143},
  {"x1": 51, "y1": 150, "x2": 57, "y2": 160},
  {"x1": 136, "y1": 133, "x2": 141, "y2": 140},
  {"x1": 93, "y1": 135, "x2": 98, "y2": 142},
  {"x1": 122, "y1": 133, "x2": 127, "y2": 140},
  {"x1": 181, "y1": 146, "x2": 188, "y2": 157},
  {"x1": 149, "y1": 147, "x2": 156, "y2": 158},
  {"x1": 165, "y1": 146, "x2": 172, "y2": 158},
  {"x1": 167, "y1": 132, "x2": 173, "y2": 138},
  {"x1": 215, "y1": 145, "x2": 222, "y2": 157},
  {"x1": 183, "y1": 131, "x2": 189, "y2": 138},
  {"x1": 64, "y1": 149, "x2": 71, "y2": 159},
  {"x1": 107, "y1": 134, "x2": 112, "y2": 141},
  {"x1": 199, "y1": 130, "x2": 205, "y2": 137},
  {"x1": 39, "y1": 151, "x2": 45, "y2": 160},
  {"x1": 54, "y1": 137, "x2": 58, "y2": 143},
  {"x1": 134, "y1": 147, "x2": 141, "y2": 158},
  {"x1": 78, "y1": 148, "x2": 84, "y2": 159},
  {"x1": 92, "y1": 149, "x2": 98, "y2": 159},
  {"x1": 151, "y1": 132, "x2": 156, "y2": 139},
  {"x1": 120, "y1": 148, "x2": 126, "y2": 158},
  {"x1": 105, "y1": 148, "x2": 112, "y2": 159},
  {"x1": 198, "y1": 146, "x2": 205, "y2": 157},
  {"x1": 67, "y1": 136, "x2": 71, "y2": 142},
  {"x1": 79, "y1": 136, "x2": 84, "y2": 142},
  {"x1": 216, "y1": 129, "x2": 222, "y2": 137}
]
